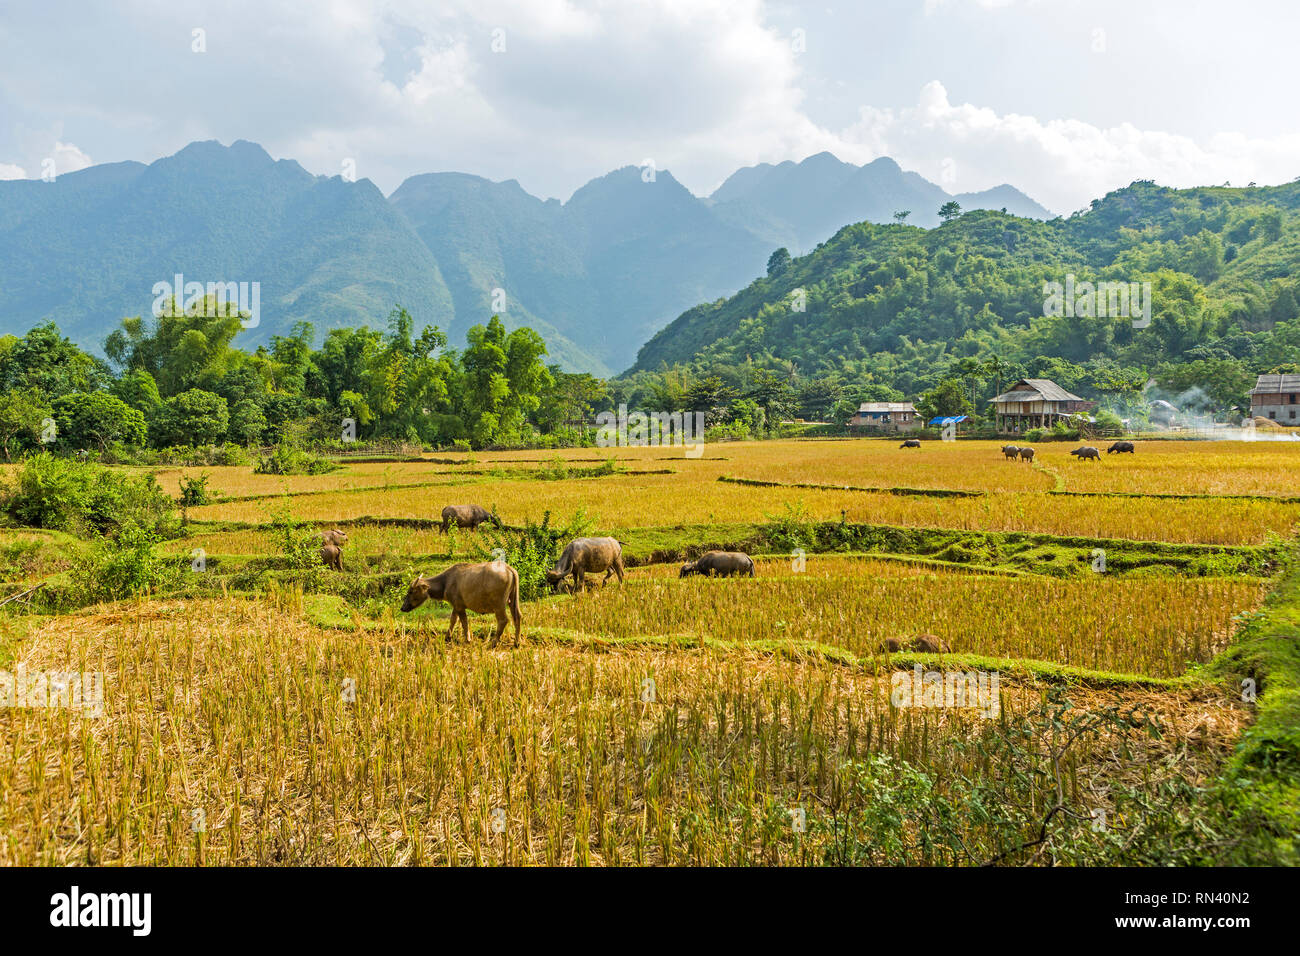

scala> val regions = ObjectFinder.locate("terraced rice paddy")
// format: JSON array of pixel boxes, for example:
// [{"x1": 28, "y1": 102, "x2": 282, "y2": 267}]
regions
[{"x1": 1, "y1": 436, "x2": 1294, "y2": 865}]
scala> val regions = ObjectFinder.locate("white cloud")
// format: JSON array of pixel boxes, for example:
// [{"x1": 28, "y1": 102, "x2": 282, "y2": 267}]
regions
[
  {"x1": 0, "y1": 163, "x2": 27, "y2": 180},
  {"x1": 0, "y1": 1, "x2": 1295, "y2": 211},
  {"x1": 50, "y1": 141, "x2": 93, "y2": 176},
  {"x1": 839, "y1": 81, "x2": 1300, "y2": 214}
]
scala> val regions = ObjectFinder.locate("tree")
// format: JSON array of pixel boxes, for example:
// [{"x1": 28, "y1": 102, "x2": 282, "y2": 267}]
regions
[
  {"x1": 1153, "y1": 358, "x2": 1253, "y2": 414},
  {"x1": 51, "y1": 392, "x2": 147, "y2": 451},
  {"x1": 151, "y1": 389, "x2": 230, "y2": 446},
  {"x1": 110, "y1": 369, "x2": 162, "y2": 415},
  {"x1": 746, "y1": 369, "x2": 795, "y2": 427},
  {"x1": 458, "y1": 315, "x2": 552, "y2": 447},
  {"x1": 795, "y1": 379, "x2": 843, "y2": 421},
  {"x1": 892, "y1": 210, "x2": 911, "y2": 224},
  {"x1": 938, "y1": 201, "x2": 963, "y2": 224},
  {"x1": 918, "y1": 378, "x2": 974, "y2": 420},
  {"x1": 684, "y1": 375, "x2": 737, "y2": 423},
  {"x1": 0, "y1": 323, "x2": 108, "y2": 397},
  {"x1": 0, "y1": 388, "x2": 53, "y2": 461},
  {"x1": 104, "y1": 301, "x2": 244, "y2": 396},
  {"x1": 766, "y1": 248, "x2": 792, "y2": 277},
  {"x1": 229, "y1": 398, "x2": 269, "y2": 446},
  {"x1": 952, "y1": 356, "x2": 986, "y2": 408}
]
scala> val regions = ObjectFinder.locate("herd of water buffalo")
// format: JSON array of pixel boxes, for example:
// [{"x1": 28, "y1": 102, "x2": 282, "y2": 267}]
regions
[
  {"x1": 310, "y1": 439, "x2": 1138, "y2": 647},
  {"x1": 901, "y1": 439, "x2": 1137, "y2": 459},
  {"x1": 312, "y1": 517, "x2": 754, "y2": 648}
]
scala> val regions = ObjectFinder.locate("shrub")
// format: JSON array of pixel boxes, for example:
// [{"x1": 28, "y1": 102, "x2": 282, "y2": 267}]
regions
[
  {"x1": 0, "y1": 452, "x2": 177, "y2": 535},
  {"x1": 268, "y1": 506, "x2": 325, "y2": 572},
  {"x1": 472, "y1": 509, "x2": 592, "y2": 600},
  {"x1": 763, "y1": 501, "x2": 815, "y2": 553},
  {"x1": 72, "y1": 523, "x2": 182, "y2": 605},
  {"x1": 535, "y1": 455, "x2": 569, "y2": 481},
  {"x1": 254, "y1": 444, "x2": 340, "y2": 476}
]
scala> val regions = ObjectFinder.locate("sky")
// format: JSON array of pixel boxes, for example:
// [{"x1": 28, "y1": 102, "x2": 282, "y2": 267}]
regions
[{"x1": 1, "y1": 0, "x2": 1297, "y2": 215}]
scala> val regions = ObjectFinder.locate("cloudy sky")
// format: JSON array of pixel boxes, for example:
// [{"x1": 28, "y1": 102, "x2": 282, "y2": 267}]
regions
[{"x1": 1, "y1": 0, "x2": 1296, "y2": 214}]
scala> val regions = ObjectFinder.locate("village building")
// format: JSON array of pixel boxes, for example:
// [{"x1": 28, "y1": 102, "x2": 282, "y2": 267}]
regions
[
  {"x1": 848, "y1": 401, "x2": 921, "y2": 433},
  {"x1": 990, "y1": 378, "x2": 1095, "y2": 434},
  {"x1": 1250, "y1": 373, "x2": 1300, "y2": 423}
]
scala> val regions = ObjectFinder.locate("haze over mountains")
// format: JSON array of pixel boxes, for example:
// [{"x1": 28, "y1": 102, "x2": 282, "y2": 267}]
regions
[{"x1": 0, "y1": 140, "x2": 1048, "y2": 374}]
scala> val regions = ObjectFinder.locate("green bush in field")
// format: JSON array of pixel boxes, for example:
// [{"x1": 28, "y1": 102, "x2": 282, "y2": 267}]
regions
[
  {"x1": 72, "y1": 523, "x2": 182, "y2": 604},
  {"x1": 472, "y1": 509, "x2": 592, "y2": 600},
  {"x1": 254, "y1": 443, "x2": 340, "y2": 476},
  {"x1": 0, "y1": 452, "x2": 178, "y2": 536}
]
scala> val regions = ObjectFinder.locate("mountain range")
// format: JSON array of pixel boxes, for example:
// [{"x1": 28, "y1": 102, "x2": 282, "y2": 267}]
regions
[{"x1": 0, "y1": 140, "x2": 1048, "y2": 375}]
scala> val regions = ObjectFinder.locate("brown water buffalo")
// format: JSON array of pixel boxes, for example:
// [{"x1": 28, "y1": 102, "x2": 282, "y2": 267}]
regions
[
  {"x1": 911, "y1": 633, "x2": 950, "y2": 654},
  {"x1": 900, "y1": 439, "x2": 922, "y2": 449},
  {"x1": 440, "y1": 504, "x2": 499, "y2": 532},
  {"x1": 680, "y1": 551, "x2": 755, "y2": 578},
  {"x1": 315, "y1": 528, "x2": 348, "y2": 547},
  {"x1": 1107, "y1": 441, "x2": 1136, "y2": 454},
  {"x1": 546, "y1": 537, "x2": 625, "y2": 593},
  {"x1": 400, "y1": 561, "x2": 522, "y2": 648},
  {"x1": 1017, "y1": 446, "x2": 1035, "y2": 462},
  {"x1": 879, "y1": 634, "x2": 950, "y2": 654},
  {"x1": 1001, "y1": 445, "x2": 1020, "y2": 460},
  {"x1": 321, "y1": 542, "x2": 343, "y2": 571},
  {"x1": 1071, "y1": 446, "x2": 1101, "y2": 460}
]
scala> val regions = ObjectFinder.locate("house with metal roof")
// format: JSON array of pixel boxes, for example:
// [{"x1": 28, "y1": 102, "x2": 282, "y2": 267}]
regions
[
  {"x1": 1250, "y1": 373, "x2": 1300, "y2": 424},
  {"x1": 848, "y1": 401, "x2": 920, "y2": 433},
  {"x1": 989, "y1": 378, "x2": 1095, "y2": 434}
]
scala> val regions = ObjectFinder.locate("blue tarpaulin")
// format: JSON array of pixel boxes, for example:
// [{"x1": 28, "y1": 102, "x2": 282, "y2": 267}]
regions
[{"x1": 928, "y1": 415, "x2": 969, "y2": 426}]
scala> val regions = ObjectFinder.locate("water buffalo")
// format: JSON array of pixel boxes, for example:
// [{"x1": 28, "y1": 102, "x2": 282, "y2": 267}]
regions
[
  {"x1": 879, "y1": 634, "x2": 950, "y2": 653},
  {"x1": 1107, "y1": 441, "x2": 1136, "y2": 454},
  {"x1": 1001, "y1": 445, "x2": 1020, "y2": 460},
  {"x1": 911, "y1": 633, "x2": 950, "y2": 654},
  {"x1": 1018, "y1": 446, "x2": 1035, "y2": 462},
  {"x1": 680, "y1": 551, "x2": 755, "y2": 578},
  {"x1": 899, "y1": 439, "x2": 922, "y2": 449},
  {"x1": 321, "y1": 542, "x2": 343, "y2": 571},
  {"x1": 1071, "y1": 446, "x2": 1102, "y2": 460},
  {"x1": 546, "y1": 537, "x2": 625, "y2": 593},
  {"x1": 315, "y1": 528, "x2": 348, "y2": 547},
  {"x1": 440, "y1": 504, "x2": 500, "y2": 532},
  {"x1": 400, "y1": 561, "x2": 522, "y2": 648}
]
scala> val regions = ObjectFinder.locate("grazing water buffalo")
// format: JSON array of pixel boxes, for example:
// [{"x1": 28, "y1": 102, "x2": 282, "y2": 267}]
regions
[
  {"x1": 879, "y1": 634, "x2": 950, "y2": 654},
  {"x1": 1001, "y1": 445, "x2": 1020, "y2": 460},
  {"x1": 911, "y1": 633, "x2": 950, "y2": 654},
  {"x1": 680, "y1": 551, "x2": 755, "y2": 578},
  {"x1": 400, "y1": 561, "x2": 522, "y2": 648},
  {"x1": 321, "y1": 542, "x2": 343, "y2": 571},
  {"x1": 1071, "y1": 446, "x2": 1102, "y2": 460},
  {"x1": 900, "y1": 438, "x2": 922, "y2": 449},
  {"x1": 546, "y1": 537, "x2": 625, "y2": 593},
  {"x1": 440, "y1": 504, "x2": 499, "y2": 532},
  {"x1": 1017, "y1": 446, "x2": 1035, "y2": 462},
  {"x1": 315, "y1": 528, "x2": 348, "y2": 547},
  {"x1": 1107, "y1": 441, "x2": 1136, "y2": 454}
]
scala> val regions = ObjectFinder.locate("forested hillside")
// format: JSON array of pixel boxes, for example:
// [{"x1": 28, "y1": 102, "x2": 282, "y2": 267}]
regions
[{"x1": 628, "y1": 179, "x2": 1300, "y2": 419}]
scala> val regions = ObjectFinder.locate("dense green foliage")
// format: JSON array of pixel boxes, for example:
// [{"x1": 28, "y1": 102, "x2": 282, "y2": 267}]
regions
[
  {"x1": 0, "y1": 303, "x2": 607, "y2": 455},
  {"x1": 0, "y1": 453, "x2": 177, "y2": 535},
  {"x1": 628, "y1": 179, "x2": 1300, "y2": 423}
]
